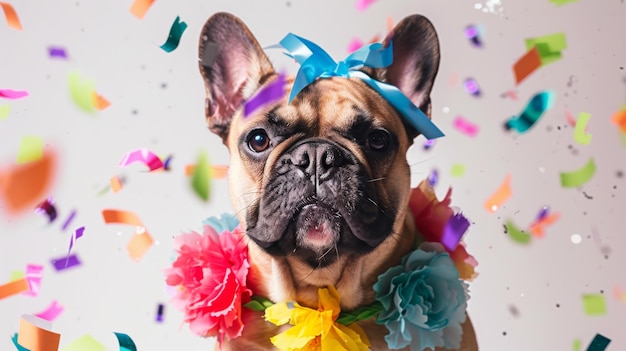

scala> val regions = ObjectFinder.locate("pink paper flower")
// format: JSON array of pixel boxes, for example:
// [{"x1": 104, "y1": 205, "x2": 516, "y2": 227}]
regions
[{"x1": 165, "y1": 224, "x2": 251, "y2": 344}]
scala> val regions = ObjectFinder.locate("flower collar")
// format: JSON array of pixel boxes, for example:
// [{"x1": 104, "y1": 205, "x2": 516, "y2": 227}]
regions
[{"x1": 165, "y1": 180, "x2": 477, "y2": 351}]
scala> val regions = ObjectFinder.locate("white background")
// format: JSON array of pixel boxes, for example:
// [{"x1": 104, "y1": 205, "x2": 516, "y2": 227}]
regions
[{"x1": 1, "y1": 0, "x2": 625, "y2": 350}]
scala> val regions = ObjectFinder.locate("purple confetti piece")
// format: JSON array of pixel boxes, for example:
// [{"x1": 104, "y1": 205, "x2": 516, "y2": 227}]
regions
[
  {"x1": 464, "y1": 25, "x2": 482, "y2": 47},
  {"x1": 47, "y1": 46, "x2": 68, "y2": 59},
  {"x1": 163, "y1": 155, "x2": 173, "y2": 170},
  {"x1": 61, "y1": 210, "x2": 76, "y2": 231},
  {"x1": 35, "y1": 197, "x2": 57, "y2": 222},
  {"x1": 427, "y1": 169, "x2": 439, "y2": 187},
  {"x1": 243, "y1": 73, "x2": 286, "y2": 117},
  {"x1": 51, "y1": 253, "x2": 81, "y2": 271},
  {"x1": 536, "y1": 206, "x2": 549, "y2": 221},
  {"x1": 463, "y1": 78, "x2": 481, "y2": 96},
  {"x1": 156, "y1": 303, "x2": 164, "y2": 322},
  {"x1": 423, "y1": 139, "x2": 436, "y2": 151},
  {"x1": 586, "y1": 333, "x2": 611, "y2": 351},
  {"x1": 441, "y1": 213, "x2": 470, "y2": 251}
]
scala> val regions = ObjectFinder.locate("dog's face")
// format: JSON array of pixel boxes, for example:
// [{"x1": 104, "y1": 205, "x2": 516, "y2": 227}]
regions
[{"x1": 198, "y1": 13, "x2": 440, "y2": 270}]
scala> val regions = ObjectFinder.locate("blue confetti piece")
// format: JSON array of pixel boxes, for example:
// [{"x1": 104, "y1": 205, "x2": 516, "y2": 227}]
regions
[
  {"x1": 586, "y1": 333, "x2": 611, "y2": 351},
  {"x1": 505, "y1": 90, "x2": 555, "y2": 133},
  {"x1": 160, "y1": 16, "x2": 187, "y2": 53},
  {"x1": 114, "y1": 332, "x2": 137, "y2": 351}
]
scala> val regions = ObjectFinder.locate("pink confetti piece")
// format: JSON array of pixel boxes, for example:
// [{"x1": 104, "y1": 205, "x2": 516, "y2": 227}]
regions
[
  {"x1": 452, "y1": 115, "x2": 479, "y2": 137},
  {"x1": 50, "y1": 254, "x2": 81, "y2": 271},
  {"x1": 355, "y1": 0, "x2": 377, "y2": 11},
  {"x1": 0, "y1": 89, "x2": 28, "y2": 99},
  {"x1": 22, "y1": 264, "x2": 44, "y2": 297},
  {"x1": 347, "y1": 38, "x2": 364, "y2": 53},
  {"x1": 34, "y1": 300, "x2": 64, "y2": 321},
  {"x1": 243, "y1": 73, "x2": 286, "y2": 117},
  {"x1": 118, "y1": 148, "x2": 164, "y2": 171}
]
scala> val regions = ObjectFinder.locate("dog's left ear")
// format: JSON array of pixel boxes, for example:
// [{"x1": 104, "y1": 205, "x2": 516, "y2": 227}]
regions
[{"x1": 367, "y1": 14, "x2": 441, "y2": 139}]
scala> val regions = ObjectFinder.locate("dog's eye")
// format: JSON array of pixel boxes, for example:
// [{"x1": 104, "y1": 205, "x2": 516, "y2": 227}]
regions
[
  {"x1": 367, "y1": 130, "x2": 389, "y2": 151},
  {"x1": 248, "y1": 129, "x2": 270, "y2": 152}
]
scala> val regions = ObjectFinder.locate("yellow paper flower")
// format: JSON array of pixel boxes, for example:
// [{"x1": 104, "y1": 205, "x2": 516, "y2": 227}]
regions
[{"x1": 265, "y1": 287, "x2": 370, "y2": 351}]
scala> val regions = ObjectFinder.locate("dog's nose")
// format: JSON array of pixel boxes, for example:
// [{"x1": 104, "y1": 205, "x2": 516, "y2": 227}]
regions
[{"x1": 289, "y1": 141, "x2": 346, "y2": 181}]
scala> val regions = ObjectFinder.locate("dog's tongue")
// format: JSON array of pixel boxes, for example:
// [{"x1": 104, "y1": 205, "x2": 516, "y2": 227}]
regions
[{"x1": 297, "y1": 204, "x2": 336, "y2": 249}]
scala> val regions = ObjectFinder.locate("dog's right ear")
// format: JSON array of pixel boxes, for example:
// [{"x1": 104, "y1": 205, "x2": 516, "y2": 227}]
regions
[{"x1": 198, "y1": 12, "x2": 275, "y2": 141}]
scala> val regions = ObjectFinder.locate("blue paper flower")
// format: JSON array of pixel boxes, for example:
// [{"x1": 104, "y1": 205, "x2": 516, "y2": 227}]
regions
[
  {"x1": 374, "y1": 248, "x2": 468, "y2": 351},
  {"x1": 202, "y1": 213, "x2": 240, "y2": 234}
]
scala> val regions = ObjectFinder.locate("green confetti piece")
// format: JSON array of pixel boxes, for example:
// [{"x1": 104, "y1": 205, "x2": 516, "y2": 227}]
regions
[
  {"x1": 61, "y1": 334, "x2": 105, "y2": 351},
  {"x1": 191, "y1": 150, "x2": 211, "y2": 201},
  {"x1": 0, "y1": 104, "x2": 10, "y2": 120},
  {"x1": 573, "y1": 339, "x2": 581, "y2": 351},
  {"x1": 560, "y1": 157, "x2": 596, "y2": 188},
  {"x1": 17, "y1": 135, "x2": 44, "y2": 164},
  {"x1": 9, "y1": 270, "x2": 25, "y2": 281},
  {"x1": 160, "y1": 16, "x2": 187, "y2": 52},
  {"x1": 586, "y1": 333, "x2": 611, "y2": 351},
  {"x1": 450, "y1": 164, "x2": 466, "y2": 177},
  {"x1": 525, "y1": 33, "x2": 567, "y2": 66},
  {"x1": 573, "y1": 112, "x2": 592, "y2": 145},
  {"x1": 582, "y1": 294, "x2": 607, "y2": 316},
  {"x1": 549, "y1": 0, "x2": 579, "y2": 6},
  {"x1": 68, "y1": 70, "x2": 96, "y2": 113},
  {"x1": 505, "y1": 220, "x2": 531, "y2": 244},
  {"x1": 114, "y1": 332, "x2": 137, "y2": 351}
]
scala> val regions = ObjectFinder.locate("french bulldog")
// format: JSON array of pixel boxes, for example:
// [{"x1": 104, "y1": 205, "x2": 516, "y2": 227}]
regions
[{"x1": 198, "y1": 12, "x2": 478, "y2": 351}]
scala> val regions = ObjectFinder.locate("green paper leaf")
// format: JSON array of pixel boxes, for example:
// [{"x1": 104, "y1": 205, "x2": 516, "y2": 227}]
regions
[{"x1": 244, "y1": 295, "x2": 275, "y2": 311}]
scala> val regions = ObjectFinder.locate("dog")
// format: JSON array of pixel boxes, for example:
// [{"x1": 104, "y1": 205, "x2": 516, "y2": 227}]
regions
[{"x1": 197, "y1": 12, "x2": 478, "y2": 351}]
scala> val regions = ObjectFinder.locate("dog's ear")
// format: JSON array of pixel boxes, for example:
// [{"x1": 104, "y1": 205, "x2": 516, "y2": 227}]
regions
[
  {"x1": 198, "y1": 12, "x2": 275, "y2": 141},
  {"x1": 367, "y1": 14, "x2": 441, "y2": 139}
]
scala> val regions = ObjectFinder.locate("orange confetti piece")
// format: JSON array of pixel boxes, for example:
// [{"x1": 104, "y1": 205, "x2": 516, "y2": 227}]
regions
[
  {"x1": 91, "y1": 91, "x2": 111, "y2": 111},
  {"x1": 0, "y1": 278, "x2": 28, "y2": 300},
  {"x1": 17, "y1": 315, "x2": 60, "y2": 351},
  {"x1": 130, "y1": 0, "x2": 154, "y2": 19},
  {"x1": 529, "y1": 212, "x2": 560, "y2": 237},
  {"x1": 484, "y1": 174, "x2": 512, "y2": 213},
  {"x1": 127, "y1": 229, "x2": 154, "y2": 261},
  {"x1": 101, "y1": 209, "x2": 143, "y2": 226},
  {"x1": 0, "y1": 151, "x2": 56, "y2": 214},
  {"x1": 109, "y1": 176, "x2": 123, "y2": 193},
  {"x1": 611, "y1": 107, "x2": 626, "y2": 133},
  {"x1": 513, "y1": 47, "x2": 541, "y2": 85},
  {"x1": 386, "y1": 16, "x2": 394, "y2": 33},
  {"x1": 0, "y1": 2, "x2": 22, "y2": 30},
  {"x1": 185, "y1": 164, "x2": 228, "y2": 179}
]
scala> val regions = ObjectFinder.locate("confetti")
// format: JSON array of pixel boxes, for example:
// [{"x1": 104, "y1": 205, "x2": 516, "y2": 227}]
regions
[
  {"x1": 34, "y1": 300, "x2": 64, "y2": 321},
  {"x1": 0, "y1": 103, "x2": 10, "y2": 120},
  {"x1": 582, "y1": 294, "x2": 607, "y2": 316},
  {"x1": 0, "y1": 2, "x2": 22, "y2": 30},
  {"x1": 110, "y1": 176, "x2": 124, "y2": 193},
  {"x1": 127, "y1": 228, "x2": 154, "y2": 261},
  {"x1": 586, "y1": 334, "x2": 611, "y2": 351},
  {"x1": 92, "y1": 91, "x2": 111, "y2": 110},
  {"x1": 114, "y1": 332, "x2": 138, "y2": 351},
  {"x1": 505, "y1": 91, "x2": 555, "y2": 133},
  {"x1": 573, "y1": 112, "x2": 592, "y2": 145},
  {"x1": 17, "y1": 315, "x2": 61, "y2": 351},
  {"x1": 102, "y1": 209, "x2": 143, "y2": 226},
  {"x1": 550, "y1": 0, "x2": 578, "y2": 5},
  {"x1": 160, "y1": 16, "x2": 187, "y2": 53},
  {"x1": 68, "y1": 70, "x2": 96, "y2": 113},
  {"x1": 191, "y1": 150, "x2": 211, "y2": 201},
  {"x1": 102, "y1": 209, "x2": 153, "y2": 260},
  {"x1": 35, "y1": 197, "x2": 57, "y2": 222},
  {"x1": 23, "y1": 264, "x2": 44, "y2": 297},
  {"x1": 47, "y1": 46, "x2": 68, "y2": 59},
  {"x1": 525, "y1": 32, "x2": 567, "y2": 66},
  {"x1": 244, "y1": 73, "x2": 286, "y2": 117},
  {"x1": 61, "y1": 210, "x2": 77, "y2": 231},
  {"x1": 50, "y1": 254, "x2": 81, "y2": 271},
  {"x1": 0, "y1": 150, "x2": 56, "y2": 214},
  {"x1": 505, "y1": 220, "x2": 531, "y2": 244},
  {"x1": 573, "y1": 339, "x2": 582, "y2": 351},
  {"x1": 347, "y1": 38, "x2": 364, "y2": 53},
  {"x1": 560, "y1": 157, "x2": 596, "y2": 188},
  {"x1": 66, "y1": 226, "x2": 85, "y2": 260},
  {"x1": 17, "y1": 135, "x2": 44, "y2": 164},
  {"x1": 427, "y1": 168, "x2": 439, "y2": 187},
  {"x1": 441, "y1": 213, "x2": 470, "y2": 251},
  {"x1": 450, "y1": 163, "x2": 466, "y2": 177},
  {"x1": 464, "y1": 25, "x2": 482, "y2": 47},
  {"x1": 163, "y1": 155, "x2": 173, "y2": 170},
  {"x1": 529, "y1": 212, "x2": 560, "y2": 237},
  {"x1": 0, "y1": 277, "x2": 28, "y2": 300},
  {"x1": 484, "y1": 174, "x2": 512, "y2": 213},
  {"x1": 156, "y1": 303, "x2": 165, "y2": 322},
  {"x1": 11, "y1": 333, "x2": 29, "y2": 351},
  {"x1": 463, "y1": 78, "x2": 481, "y2": 96},
  {"x1": 355, "y1": 0, "x2": 377, "y2": 11},
  {"x1": 610, "y1": 106, "x2": 626, "y2": 133},
  {"x1": 0, "y1": 88, "x2": 28, "y2": 99},
  {"x1": 118, "y1": 148, "x2": 164, "y2": 171},
  {"x1": 452, "y1": 115, "x2": 479, "y2": 137},
  {"x1": 130, "y1": 0, "x2": 154, "y2": 19},
  {"x1": 61, "y1": 334, "x2": 106, "y2": 351},
  {"x1": 513, "y1": 47, "x2": 542, "y2": 85},
  {"x1": 423, "y1": 139, "x2": 436, "y2": 150}
]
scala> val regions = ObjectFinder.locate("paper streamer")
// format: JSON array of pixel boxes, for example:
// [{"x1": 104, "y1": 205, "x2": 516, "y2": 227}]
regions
[
  {"x1": 118, "y1": 148, "x2": 164, "y2": 171},
  {"x1": 513, "y1": 47, "x2": 541, "y2": 84},
  {"x1": 0, "y1": 88, "x2": 28, "y2": 99},
  {"x1": 574, "y1": 112, "x2": 592, "y2": 145},
  {"x1": 355, "y1": 0, "x2": 377, "y2": 11},
  {"x1": 23, "y1": 264, "x2": 44, "y2": 297},
  {"x1": 441, "y1": 213, "x2": 470, "y2": 251},
  {"x1": 48, "y1": 46, "x2": 68, "y2": 59},
  {"x1": 560, "y1": 157, "x2": 596, "y2": 188},
  {"x1": 0, "y1": 277, "x2": 28, "y2": 300},
  {"x1": 50, "y1": 254, "x2": 81, "y2": 271},
  {"x1": 582, "y1": 294, "x2": 607, "y2": 316},
  {"x1": 102, "y1": 209, "x2": 154, "y2": 260},
  {"x1": 505, "y1": 220, "x2": 531, "y2": 244},
  {"x1": 191, "y1": 151, "x2": 211, "y2": 201},
  {"x1": 11, "y1": 333, "x2": 29, "y2": 351},
  {"x1": 484, "y1": 174, "x2": 512, "y2": 212},
  {"x1": 452, "y1": 115, "x2": 479, "y2": 137},
  {"x1": 130, "y1": 0, "x2": 154, "y2": 19},
  {"x1": 160, "y1": 16, "x2": 187, "y2": 52},
  {"x1": 244, "y1": 73, "x2": 286, "y2": 117},
  {"x1": 0, "y1": 150, "x2": 56, "y2": 214},
  {"x1": 114, "y1": 332, "x2": 138, "y2": 351},
  {"x1": 0, "y1": 103, "x2": 10, "y2": 120},
  {"x1": 586, "y1": 334, "x2": 611, "y2": 351},
  {"x1": 17, "y1": 315, "x2": 61, "y2": 351},
  {"x1": 34, "y1": 300, "x2": 64, "y2": 321},
  {"x1": 68, "y1": 70, "x2": 96, "y2": 113},
  {"x1": 62, "y1": 334, "x2": 105, "y2": 351},
  {"x1": 0, "y1": 2, "x2": 22, "y2": 30},
  {"x1": 505, "y1": 91, "x2": 555, "y2": 133},
  {"x1": 61, "y1": 210, "x2": 76, "y2": 231}
]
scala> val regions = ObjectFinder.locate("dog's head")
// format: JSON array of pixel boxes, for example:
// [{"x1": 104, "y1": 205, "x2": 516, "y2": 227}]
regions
[{"x1": 198, "y1": 13, "x2": 440, "y2": 270}]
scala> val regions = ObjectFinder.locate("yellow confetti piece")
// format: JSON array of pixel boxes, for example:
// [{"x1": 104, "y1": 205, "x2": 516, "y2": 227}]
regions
[
  {"x1": 17, "y1": 136, "x2": 44, "y2": 164},
  {"x1": 61, "y1": 334, "x2": 105, "y2": 351},
  {"x1": 68, "y1": 70, "x2": 96, "y2": 113},
  {"x1": 582, "y1": 294, "x2": 607, "y2": 316},
  {"x1": 573, "y1": 112, "x2": 592, "y2": 145},
  {"x1": 450, "y1": 163, "x2": 466, "y2": 177},
  {"x1": 9, "y1": 270, "x2": 24, "y2": 281},
  {"x1": 572, "y1": 339, "x2": 581, "y2": 351},
  {"x1": 0, "y1": 104, "x2": 10, "y2": 120}
]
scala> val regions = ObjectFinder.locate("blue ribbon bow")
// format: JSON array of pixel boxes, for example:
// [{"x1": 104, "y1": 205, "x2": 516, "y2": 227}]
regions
[{"x1": 279, "y1": 33, "x2": 444, "y2": 139}]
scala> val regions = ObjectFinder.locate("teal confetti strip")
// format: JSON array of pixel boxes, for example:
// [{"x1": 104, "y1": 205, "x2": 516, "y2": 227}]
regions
[
  {"x1": 505, "y1": 91, "x2": 555, "y2": 133},
  {"x1": 586, "y1": 333, "x2": 611, "y2": 351},
  {"x1": 114, "y1": 332, "x2": 137, "y2": 351},
  {"x1": 11, "y1": 334, "x2": 29, "y2": 351},
  {"x1": 160, "y1": 16, "x2": 187, "y2": 52}
]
